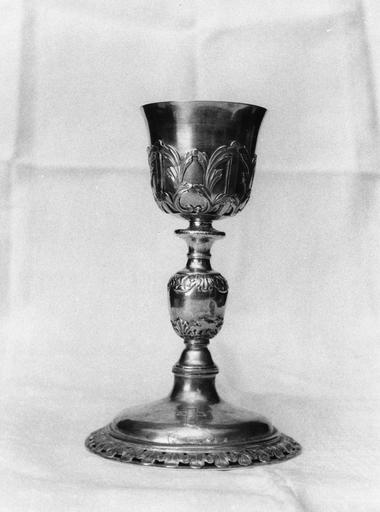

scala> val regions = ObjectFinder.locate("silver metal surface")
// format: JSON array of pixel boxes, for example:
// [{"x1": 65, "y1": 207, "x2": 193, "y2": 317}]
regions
[{"x1": 85, "y1": 101, "x2": 301, "y2": 469}]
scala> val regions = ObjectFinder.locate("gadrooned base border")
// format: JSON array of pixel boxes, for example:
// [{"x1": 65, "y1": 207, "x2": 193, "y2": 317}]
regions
[{"x1": 85, "y1": 426, "x2": 301, "y2": 469}]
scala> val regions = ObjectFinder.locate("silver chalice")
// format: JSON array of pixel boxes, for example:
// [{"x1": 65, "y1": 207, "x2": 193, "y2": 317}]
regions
[{"x1": 85, "y1": 101, "x2": 301, "y2": 469}]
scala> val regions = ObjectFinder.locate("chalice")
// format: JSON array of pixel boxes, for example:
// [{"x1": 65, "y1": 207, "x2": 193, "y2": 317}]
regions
[{"x1": 85, "y1": 101, "x2": 301, "y2": 469}]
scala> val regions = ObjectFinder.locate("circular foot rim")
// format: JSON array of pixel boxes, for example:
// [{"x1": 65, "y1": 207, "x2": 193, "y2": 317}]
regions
[{"x1": 85, "y1": 425, "x2": 301, "y2": 469}]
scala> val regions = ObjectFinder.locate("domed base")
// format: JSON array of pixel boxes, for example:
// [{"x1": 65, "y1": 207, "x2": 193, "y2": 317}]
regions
[{"x1": 85, "y1": 397, "x2": 301, "y2": 469}]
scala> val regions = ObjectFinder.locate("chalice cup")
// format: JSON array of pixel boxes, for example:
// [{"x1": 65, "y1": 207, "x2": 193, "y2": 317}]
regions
[{"x1": 85, "y1": 101, "x2": 301, "y2": 469}]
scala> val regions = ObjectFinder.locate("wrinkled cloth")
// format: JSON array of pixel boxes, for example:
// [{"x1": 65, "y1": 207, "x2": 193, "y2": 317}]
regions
[{"x1": 0, "y1": 1, "x2": 379, "y2": 511}]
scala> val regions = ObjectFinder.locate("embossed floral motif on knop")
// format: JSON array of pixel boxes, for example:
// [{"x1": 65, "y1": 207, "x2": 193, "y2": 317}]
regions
[
  {"x1": 171, "y1": 316, "x2": 224, "y2": 339},
  {"x1": 148, "y1": 140, "x2": 257, "y2": 217},
  {"x1": 168, "y1": 273, "x2": 228, "y2": 294}
]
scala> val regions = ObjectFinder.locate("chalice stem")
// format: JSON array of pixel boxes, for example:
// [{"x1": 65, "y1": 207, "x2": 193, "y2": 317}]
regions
[{"x1": 169, "y1": 218, "x2": 225, "y2": 403}]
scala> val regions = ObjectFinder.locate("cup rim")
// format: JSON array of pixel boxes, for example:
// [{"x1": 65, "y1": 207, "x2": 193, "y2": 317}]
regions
[{"x1": 141, "y1": 100, "x2": 266, "y2": 112}]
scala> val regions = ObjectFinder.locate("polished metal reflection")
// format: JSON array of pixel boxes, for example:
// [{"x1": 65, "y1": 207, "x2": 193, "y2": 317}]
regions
[{"x1": 85, "y1": 101, "x2": 301, "y2": 469}]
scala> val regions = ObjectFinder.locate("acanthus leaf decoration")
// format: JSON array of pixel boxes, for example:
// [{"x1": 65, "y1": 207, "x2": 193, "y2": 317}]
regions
[
  {"x1": 147, "y1": 140, "x2": 256, "y2": 217},
  {"x1": 204, "y1": 143, "x2": 233, "y2": 190},
  {"x1": 159, "y1": 140, "x2": 182, "y2": 186}
]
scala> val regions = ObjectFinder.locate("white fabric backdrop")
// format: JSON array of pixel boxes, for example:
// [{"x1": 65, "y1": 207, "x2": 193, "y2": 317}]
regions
[{"x1": 0, "y1": 0, "x2": 380, "y2": 510}]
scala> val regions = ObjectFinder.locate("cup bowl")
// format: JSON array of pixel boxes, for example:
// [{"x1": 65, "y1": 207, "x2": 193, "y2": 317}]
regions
[{"x1": 142, "y1": 101, "x2": 266, "y2": 219}]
